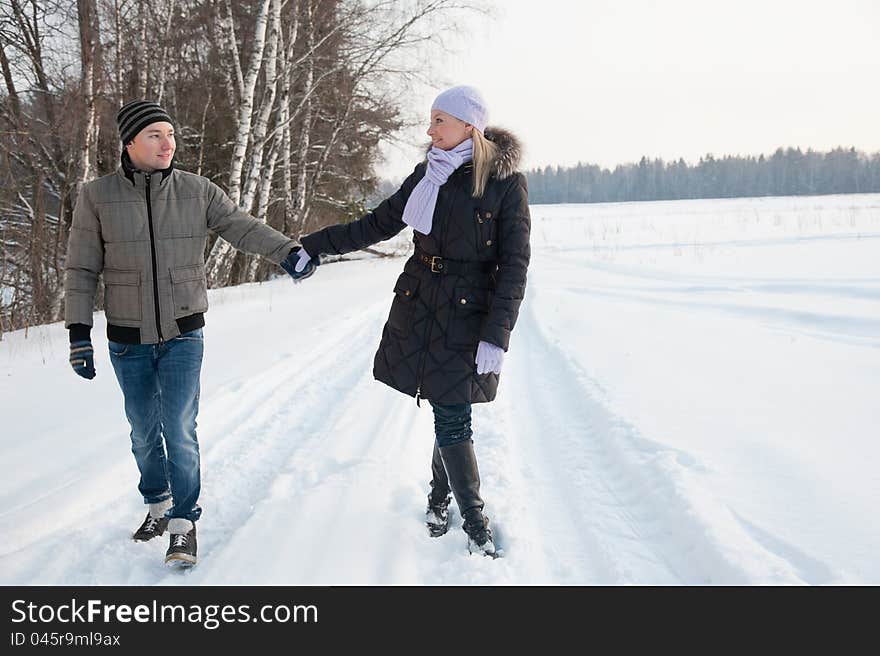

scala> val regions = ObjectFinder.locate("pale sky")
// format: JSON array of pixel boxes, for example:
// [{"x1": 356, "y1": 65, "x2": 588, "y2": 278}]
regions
[{"x1": 377, "y1": 0, "x2": 880, "y2": 180}]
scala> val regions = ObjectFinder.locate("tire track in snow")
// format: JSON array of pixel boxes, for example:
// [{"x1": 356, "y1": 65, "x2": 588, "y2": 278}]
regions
[
  {"x1": 188, "y1": 327, "x2": 526, "y2": 582},
  {"x1": 559, "y1": 284, "x2": 880, "y2": 349},
  {"x1": 187, "y1": 345, "x2": 438, "y2": 584},
  {"x1": 155, "y1": 299, "x2": 398, "y2": 584},
  {"x1": 486, "y1": 297, "x2": 680, "y2": 583},
  {"x1": 187, "y1": 326, "x2": 524, "y2": 584},
  {"x1": 505, "y1": 282, "x2": 808, "y2": 583},
  {"x1": 0, "y1": 299, "x2": 389, "y2": 584}
]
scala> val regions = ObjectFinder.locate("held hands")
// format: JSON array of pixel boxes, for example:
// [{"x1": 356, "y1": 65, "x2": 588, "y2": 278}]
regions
[
  {"x1": 281, "y1": 246, "x2": 317, "y2": 282},
  {"x1": 475, "y1": 340, "x2": 504, "y2": 375},
  {"x1": 69, "y1": 340, "x2": 96, "y2": 379}
]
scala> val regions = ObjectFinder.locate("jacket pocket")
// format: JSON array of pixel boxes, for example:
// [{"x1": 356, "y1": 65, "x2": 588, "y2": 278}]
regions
[
  {"x1": 107, "y1": 340, "x2": 130, "y2": 357},
  {"x1": 170, "y1": 264, "x2": 209, "y2": 319},
  {"x1": 388, "y1": 272, "x2": 420, "y2": 338},
  {"x1": 446, "y1": 286, "x2": 490, "y2": 350},
  {"x1": 474, "y1": 208, "x2": 498, "y2": 254},
  {"x1": 103, "y1": 268, "x2": 142, "y2": 324}
]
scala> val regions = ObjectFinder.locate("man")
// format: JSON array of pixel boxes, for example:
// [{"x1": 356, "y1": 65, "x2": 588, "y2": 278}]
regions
[{"x1": 64, "y1": 100, "x2": 312, "y2": 567}]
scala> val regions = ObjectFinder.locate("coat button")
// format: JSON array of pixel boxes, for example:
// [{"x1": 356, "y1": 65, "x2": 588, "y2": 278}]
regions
[
  {"x1": 404, "y1": 290, "x2": 411, "y2": 296},
  {"x1": 460, "y1": 298, "x2": 467, "y2": 304},
  {"x1": 486, "y1": 239, "x2": 492, "y2": 246},
  {"x1": 485, "y1": 211, "x2": 492, "y2": 218}
]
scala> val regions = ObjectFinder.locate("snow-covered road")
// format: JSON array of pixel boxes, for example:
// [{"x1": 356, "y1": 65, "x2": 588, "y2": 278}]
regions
[{"x1": 2, "y1": 193, "x2": 878, "y2": 584}]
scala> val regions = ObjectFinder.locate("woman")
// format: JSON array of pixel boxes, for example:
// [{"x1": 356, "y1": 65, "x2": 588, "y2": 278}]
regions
[{"x1": 287, "y1": 86, "x2": 530, "y2": 557}]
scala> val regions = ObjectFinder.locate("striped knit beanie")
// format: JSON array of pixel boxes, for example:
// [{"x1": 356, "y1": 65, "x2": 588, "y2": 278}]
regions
[{"x1": 117, "y1": 100, "x2": 174, "y2": 144}]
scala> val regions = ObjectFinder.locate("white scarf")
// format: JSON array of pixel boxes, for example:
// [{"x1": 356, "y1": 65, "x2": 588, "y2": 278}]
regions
[{"x1": 402, "y1": 138, "x2": 474, "y2": 235}]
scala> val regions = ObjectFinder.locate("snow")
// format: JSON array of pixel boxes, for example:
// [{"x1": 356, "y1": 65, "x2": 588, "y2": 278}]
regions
[{"x1": 1, "y1": 193, "x2": 878, "y2": 585}]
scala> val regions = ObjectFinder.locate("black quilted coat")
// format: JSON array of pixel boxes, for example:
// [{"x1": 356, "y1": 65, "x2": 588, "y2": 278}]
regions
[{"x1": 300, "y1": 128, "x2": 530, "y2": 404}]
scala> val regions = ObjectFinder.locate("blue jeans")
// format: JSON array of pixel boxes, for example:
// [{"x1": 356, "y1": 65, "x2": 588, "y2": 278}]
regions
[
  {"x1": 429, "y1": 400, "x2": 473, "y2": 447},
  {"x1": 108, "y1": 329, "x2": 204, "y2": 522}
]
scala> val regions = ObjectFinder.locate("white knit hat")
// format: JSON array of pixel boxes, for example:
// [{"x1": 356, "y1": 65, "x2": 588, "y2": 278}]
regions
[{"x1": 431, "y1": 85, "x2": 488, "y2": 133}]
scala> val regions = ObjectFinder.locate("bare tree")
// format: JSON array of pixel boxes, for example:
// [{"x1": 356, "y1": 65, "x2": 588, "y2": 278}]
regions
[
  {"x1": 76, "y1": 0, "x2": 100, "y2": 191},
  {"x1": 288, "y1": 0, "x2": 314, "y2": 236},
  {"x1": 0, "y1": 0, "x2": 81, "y2": 332},
  {"x1": 155, "y1": 0, "x2": 177, "y2": 103},
  {"x1": 203, "y1": 0, "x2": 272, "y2": 285},
  {"x1": 297, "y1": 0, "x2": 465, "y2": 231},
  {"x1": 239, "y1": 0, "x2": 281, "y2": 213},
  {"x1": 135, "y1": 0, "x2": 147, "y2": 95},
  {"x1": 211, "y1": 0, "x2": 242, "y2": 105},
  {"x1": 224, "y1": 0, "x2": 272, "y2": 204},
  {"x1": 278, "y1": 2, "x2": 298, "y2": 232},
  {"x1": 0, "y1": 0, "x2": 480, "y2": 333}
]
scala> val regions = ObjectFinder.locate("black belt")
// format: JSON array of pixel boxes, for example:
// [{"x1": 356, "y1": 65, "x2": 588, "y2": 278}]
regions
[{"x1": 413, "y1": 248, "x2": 495, "y2": 275}]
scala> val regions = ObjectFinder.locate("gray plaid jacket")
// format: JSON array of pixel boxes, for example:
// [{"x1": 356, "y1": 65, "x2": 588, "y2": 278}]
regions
[{"x1": 64, "y1": 164, "x2": 295, "y2": 344}]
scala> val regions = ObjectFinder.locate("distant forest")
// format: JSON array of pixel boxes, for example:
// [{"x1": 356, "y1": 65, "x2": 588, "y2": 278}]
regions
[{"x1": 525, "y1": 147, "x2": 880, "y2": 204}]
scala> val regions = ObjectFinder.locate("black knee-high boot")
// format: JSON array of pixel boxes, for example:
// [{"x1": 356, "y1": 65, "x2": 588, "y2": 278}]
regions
[
  {"x1": 430, "y1": 442, "x2": 450, "y2": 501},
  {"x1": 439, "y1": 439, "x2": 496, "y2": 557}
]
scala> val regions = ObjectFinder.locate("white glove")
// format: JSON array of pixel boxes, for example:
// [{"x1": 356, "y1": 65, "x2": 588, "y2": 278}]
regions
[
  {"x1": 475, "y1": 340, "x2": 504, "y2": 375},
  {"x1": 294, "y1": 247, "x2": 312, "y2": 273}
]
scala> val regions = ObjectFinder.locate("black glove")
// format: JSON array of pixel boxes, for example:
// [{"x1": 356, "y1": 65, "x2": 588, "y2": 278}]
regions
[
  {"x1": 69, "y1": 340, "x2": 96, "y2": 379},
  {"x1": 280, "y1": 247, "x2": 317, "y2": 282}
]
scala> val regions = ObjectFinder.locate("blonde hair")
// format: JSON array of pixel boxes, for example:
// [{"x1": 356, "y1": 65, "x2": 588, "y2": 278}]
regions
[{"x1": 471, "y1": 128, "x2": 498, "y2": 198}]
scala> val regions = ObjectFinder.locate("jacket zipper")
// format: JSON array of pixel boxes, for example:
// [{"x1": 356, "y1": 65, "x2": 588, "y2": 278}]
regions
[
  {"x1": 414, "y1": 170, "x2": 461, "y2": 406},
  {"x1": 144, "y1": 174, "x2": 164, "y2": 343},
  {"x1": 415, "y1": 275, "x2": 441, "y2": 408}
]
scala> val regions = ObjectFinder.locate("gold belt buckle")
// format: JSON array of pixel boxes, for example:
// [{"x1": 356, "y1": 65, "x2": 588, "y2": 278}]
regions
[{"x1": 430, "y1": 256, "x2": 443, "y2": 273}]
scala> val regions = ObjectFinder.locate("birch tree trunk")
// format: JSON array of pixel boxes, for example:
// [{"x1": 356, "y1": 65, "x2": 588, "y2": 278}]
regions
[
  {"x1": 256, "y1": 137, "x2": 281, "y2": 226},
  {"x1": 239, "y1": 0, "x2": 281, "y2": 213},
  {"x1": 280, "y1": 1, "x2": 298, "y2": 233},
  {"x1": 225, "y1": 0, "x2": 271, "y2": 204},
  {"x1": 136, "y1": 0, "x2": 147, "y2": 96},
  {"x1": 234, "y1": 0, "x2": 282, "y2": 285},
  {"x1": 76, "y1": 0, "x2": 98, "y2": 192},
  {"x1": 155, "y1": 0, "x2": 177, "y2": 104},
  {"x1": 205, "y1": 0, "x2": 272, "y2": 286},
  {"x1": 114, "y1": 0, "x2": 124, "y2": 105},
  {"x1": 245, "y1": 134, "x2": 281, "y2": 281},
  {"x1": 289, "y1": 0, "x2": 314, "y2": 237}
]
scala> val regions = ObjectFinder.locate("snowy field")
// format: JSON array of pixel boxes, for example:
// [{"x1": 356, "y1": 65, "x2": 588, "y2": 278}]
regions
[{"x1": 1, "y1": 193, "x2": 878, "y2": 585}]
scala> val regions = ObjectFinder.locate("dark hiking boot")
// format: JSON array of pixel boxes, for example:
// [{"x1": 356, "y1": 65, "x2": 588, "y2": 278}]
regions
[
  {"x1": 164, "y1": 519, "x2": 197, "y2": 567},
  {"x1": 132, "y1": 512, "x2": 169, "y2": 542}
]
